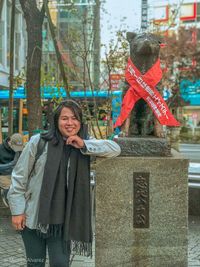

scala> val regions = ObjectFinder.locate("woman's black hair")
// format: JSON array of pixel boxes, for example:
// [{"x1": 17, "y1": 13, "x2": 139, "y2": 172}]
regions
[{"x1": 41, "y1": 99, "x2": 83, "y2": 145}]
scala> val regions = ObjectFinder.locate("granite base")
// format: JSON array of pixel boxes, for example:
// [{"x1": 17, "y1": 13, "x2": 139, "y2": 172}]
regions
[{"x1": 95, "y1": 152, "x2": 188, "y2": 267}]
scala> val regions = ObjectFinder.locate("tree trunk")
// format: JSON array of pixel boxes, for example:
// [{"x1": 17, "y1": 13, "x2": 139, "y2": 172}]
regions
[
  {"x1": 20, "y1": 0, "x2": 45, "y2": 137},
  {"x1": 8, "y1": 0, "x2": 15, "y2": 136}
]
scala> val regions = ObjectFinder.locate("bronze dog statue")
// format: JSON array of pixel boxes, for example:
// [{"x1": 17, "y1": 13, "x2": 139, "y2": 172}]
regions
[{"x1": 120, "y1": 32, "x2": 164, "y2": 137}]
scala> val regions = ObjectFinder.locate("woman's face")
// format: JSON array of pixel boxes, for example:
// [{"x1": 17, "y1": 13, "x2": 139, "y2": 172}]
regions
[{"x1": 58, "y1": 107, "x2": 81, "y2": 137}]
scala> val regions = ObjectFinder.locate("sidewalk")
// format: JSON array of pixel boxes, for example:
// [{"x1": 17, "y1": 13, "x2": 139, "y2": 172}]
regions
[
  {"x1": 0, "y1": 215, "x2": 95, "y2": 267},
  {"x1": 0, "y1": 215, "x2": 200, "y2": 266},
  {"x1": 189, "y1": 216, "x2": 200, "y2": 267}
]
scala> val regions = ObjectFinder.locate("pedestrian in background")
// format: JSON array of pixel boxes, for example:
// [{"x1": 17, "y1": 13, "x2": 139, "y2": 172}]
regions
[
  {"x1": 0, "y1": 133, "x2": 24, "y2": 165},
  {"x1": 8, "y1": 100, "x2": 121, "y2": 267},
  {"x1": 0, "y1": 133, "x2": 24, "y2": 207}
]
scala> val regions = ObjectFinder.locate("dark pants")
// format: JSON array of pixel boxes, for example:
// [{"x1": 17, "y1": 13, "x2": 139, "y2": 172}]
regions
[{"x1": 21, "y1": 227, "x2": 70, "y2": 267}]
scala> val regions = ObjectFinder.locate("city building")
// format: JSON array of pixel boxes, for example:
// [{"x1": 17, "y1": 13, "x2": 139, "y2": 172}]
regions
[
  {"x1": 148, "y1": 0, "x2": 200, "y2": 32},
  {"x1": 42, "y1": 0, "x2": 100, "y2": 91},
  {"x1": 0, "y1": 0, "x2": 26, "y2": 89},
  {"x1": 0, "y1": 0, "x2": 27, "y2": 139}
]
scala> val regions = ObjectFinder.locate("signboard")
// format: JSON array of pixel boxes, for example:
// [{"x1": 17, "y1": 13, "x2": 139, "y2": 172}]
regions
[
  {"x1": 180, "y1": 3, "x2": 197, "y2": 21},
  {"x1": 180, "y1": 79, "x2": 200, "y2": 106},
  {"x1": 110, "y1": 74, "x2": 123, "y2": 90},
  {"x1": 154, "y1": 6, "x2": 169, "y2": 23},
  {"x1": 112, "y1": 94, "x2": 122, "y2": 124}
]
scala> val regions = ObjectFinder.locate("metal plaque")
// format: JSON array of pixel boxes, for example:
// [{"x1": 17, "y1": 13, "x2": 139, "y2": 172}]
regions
[{"x1": 133, "y1": 172, "x2": 149, "y2": 228}]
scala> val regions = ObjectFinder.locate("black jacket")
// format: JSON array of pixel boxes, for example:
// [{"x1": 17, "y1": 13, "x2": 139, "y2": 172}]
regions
[{"x1": 0, "y1": 139, "x2": 15, "y2": 164}]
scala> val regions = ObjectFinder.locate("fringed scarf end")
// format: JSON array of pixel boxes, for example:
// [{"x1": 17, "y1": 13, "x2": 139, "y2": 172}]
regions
[
  {"x1": 70, "y1": 240, "x2": 93, "y2": 258},
  {"x1": 36, "y1": 224, "x2": 63, "y2": 238}
]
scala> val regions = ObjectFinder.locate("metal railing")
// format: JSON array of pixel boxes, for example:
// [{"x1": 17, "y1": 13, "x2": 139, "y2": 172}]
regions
[{"x1": 188, "y1": 163, "x2": 200, "y2": 189}]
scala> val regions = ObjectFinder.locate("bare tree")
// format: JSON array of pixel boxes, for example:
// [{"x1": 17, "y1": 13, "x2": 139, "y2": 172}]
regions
[
  {"x1": 19, "y1": 0, "x2": 46, "y2": 137},
  {"x1": 160, "y1": 27, "x2": 200, "y2": 97},
  {"x1": 93, "y1": 0, "x2": 100, "y2": 89},
  {"x1": 43, "y1": 1, "x2": 103, "y2": 138},
  {"x1": 44, "y1": 0, "x2": 70, "y2": 98}
]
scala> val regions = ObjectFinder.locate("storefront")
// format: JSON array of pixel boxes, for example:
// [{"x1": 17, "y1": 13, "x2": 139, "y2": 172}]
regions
[
  {"x1": 180, "y1": 79, "x2": 200, "y2": 127},
  {"x1": 0, "y1": 87, "x2": 122, "y2": 140}
]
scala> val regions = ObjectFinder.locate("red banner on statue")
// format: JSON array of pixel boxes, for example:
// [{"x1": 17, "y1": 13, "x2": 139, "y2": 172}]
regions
[{"x1": 114, "y1": 58, "x2": 180, "y2": 128}]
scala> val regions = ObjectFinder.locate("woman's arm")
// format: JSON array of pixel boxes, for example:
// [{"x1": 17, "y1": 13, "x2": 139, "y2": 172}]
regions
[
  {"x1": 7, "y1": 134, "x2": 40, "y2": 216},
  {"x1": 81, "y1": 138, "x2": 121, "y2": 158},
  {"x1": 66, "y1": 135, "x2": 121, "y2": 158}
]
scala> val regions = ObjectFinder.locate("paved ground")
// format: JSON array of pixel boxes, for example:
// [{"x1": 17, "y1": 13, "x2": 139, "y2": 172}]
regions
[
  {"x1": 188, "y1": 216, "x2": 200, "y2": 267},
  {"x1": 0, "y1": 215, "x2": 200, "y2": 266},
  {"x1": 0, "y1": 215, "x2": 95, "y2": 267}
]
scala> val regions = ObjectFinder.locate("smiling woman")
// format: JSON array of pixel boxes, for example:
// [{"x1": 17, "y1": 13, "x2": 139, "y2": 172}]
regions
[
  {"x1": 7, "y1": 99, "x2": 121, "y2": 267},
  {"x1": 59, "y1": 107, "x2": 82, "y2": 138}
]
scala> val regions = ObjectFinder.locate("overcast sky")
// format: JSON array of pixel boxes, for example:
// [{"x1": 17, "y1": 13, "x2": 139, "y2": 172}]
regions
[{"x1": 101, "y1": 0, "x2": 142, "y2": 45}]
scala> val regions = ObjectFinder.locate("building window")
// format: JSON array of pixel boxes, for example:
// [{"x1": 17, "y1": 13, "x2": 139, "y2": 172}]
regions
[{"x1": 153, "y1": 6, "x2": 169, "y2": 24}]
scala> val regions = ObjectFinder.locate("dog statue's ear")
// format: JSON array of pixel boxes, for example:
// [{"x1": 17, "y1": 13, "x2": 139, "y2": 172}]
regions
[{"x1": 126, "y1": 32, "x2": 137, "y2": 43}]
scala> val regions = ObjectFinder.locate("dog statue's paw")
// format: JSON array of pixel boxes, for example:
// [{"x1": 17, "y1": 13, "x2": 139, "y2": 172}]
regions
[
  {"x1": 118, "y1": 131, "x2": 129, "y2": 137},
  {"x1": 154, "y1": 123, "x2": 165, "y2": 138}
]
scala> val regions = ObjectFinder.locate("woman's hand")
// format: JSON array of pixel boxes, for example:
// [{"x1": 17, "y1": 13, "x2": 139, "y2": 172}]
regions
[
  {"x1": 66, "y1": 135, "x2": 85, "y2": 149},
  {"x1": 12, "y1": 214, "x2": 26, "y2": 230}
]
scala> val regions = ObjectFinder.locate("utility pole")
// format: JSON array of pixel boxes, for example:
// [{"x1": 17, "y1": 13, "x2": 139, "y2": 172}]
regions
[
  {"x1": 8, "y1": 0, "x2": 15, "y2": 136},
  {"x1": 141, "y1": 0, "x2": 148, "y2": 31}
]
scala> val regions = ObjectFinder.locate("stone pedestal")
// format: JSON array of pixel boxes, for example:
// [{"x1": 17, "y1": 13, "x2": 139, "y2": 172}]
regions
[
  {"x1": 115, "y1": 137, "x2": 171, "y2": 157},
  {"x1": 95, "y1": 151, "x2": 188, "y2": 267}
]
